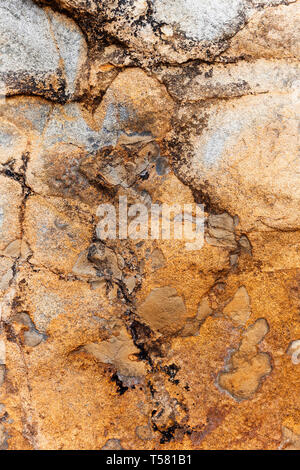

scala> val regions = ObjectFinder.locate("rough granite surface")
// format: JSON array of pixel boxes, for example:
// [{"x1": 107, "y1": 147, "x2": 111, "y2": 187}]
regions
[{"x1": 0, "y1": 0, "x2": 299, "y2": 450}]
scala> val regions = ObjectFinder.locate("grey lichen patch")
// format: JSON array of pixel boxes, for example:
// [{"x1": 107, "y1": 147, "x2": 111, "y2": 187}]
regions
[{"x1": 218, "y1": 318, "x2": 272, "y2": 400}]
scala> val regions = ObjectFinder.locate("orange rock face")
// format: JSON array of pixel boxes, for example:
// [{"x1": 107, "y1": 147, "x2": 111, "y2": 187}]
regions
[{"x1": 0, "y1": 0, "x2": 299, "y2": 450}]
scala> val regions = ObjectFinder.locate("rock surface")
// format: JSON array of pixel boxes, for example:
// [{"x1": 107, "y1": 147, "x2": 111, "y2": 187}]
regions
[{"x1": 0, "y1": 0, "x2": 299, "y2": 451}]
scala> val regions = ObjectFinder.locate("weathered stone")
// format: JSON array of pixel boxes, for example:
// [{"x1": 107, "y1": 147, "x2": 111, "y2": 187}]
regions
[
  {"x1": 87, "y1": 242, "x2": 123, "y2": 281},
  {"x1": 175, "y1": 91, "x2": 300, "y2": 231},
  {"x1": 287, "y1": 340, "x2": 300, "y2": 365},
  {"x1": 102, "y1": 0, "x2": 295, "y2": 64},
  {"x1": 0, "y1": 257, "x2": 14, "y2": 292},
  {"x1": 101, "y1": 439, "x2": 124, "y2": 450},
  {"x1": 0, "y1": 176, "x2": 22, "y2": 253},
  {"x1": 0, "y1": 366, "x2": 5, "y2": 387},
  {"x1": 138, "y1": 286, "x2": 187, "y2": 336},
  {"x1": 24, "y1": 195, "x2": 94, "y2": 275},
  {"x1": 206, "y1": 213, "x2": 237, "y2": 249},
  {"x1": 150, "y1": 248, "x2": 166, "y2": 271},
  {"x1": 280, "y1": 425, "x2": 300, "y2": 450},
  {"x1": 82, "y1": 327, "x2": 147, "y2": 378},
  {"x1": 155, "y1": 59, "x2": 300, "y2": 101},
  {"x1": 0, "y1": 0, "x2": 299, "y2": 452},
  {"x1": 218, "y1": 318, "x2": 272, "y2": 400},
  {"x1": 220, "y1": 1, "x2": 300, "y2": 60},
  {"x1": 94, "y1": 68, "x2": 174, "y2": 140},
  {"x1": 0, "y1": 0, "x2": 87, "y2": 100},
  {"x1": 223, "y1": 286, "x2": 251, "y2": 326}
]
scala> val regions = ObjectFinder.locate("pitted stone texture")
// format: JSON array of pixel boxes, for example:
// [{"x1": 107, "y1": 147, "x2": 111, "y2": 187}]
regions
[
  {"x1": 34, "y1": 0, "x2": 297, "y2": 65},
  {"x1": 2, "y1": 266, "x2": 152, "y2": 450},
  {"x1": 1, "y1": 0, "x2": 300, "y2": 452},
  {"x1": 26, "y1": 142, "x2": 101, "y2": 207},
  {"x1": 0, "y1": 0, "x2": 86, "y2": 100},
  {"x1": 14, "y1": 267, "x2": 117, "y2": 335},
  {"x1": 26, "y1": 70, "x2": 173, "y2": 205}
]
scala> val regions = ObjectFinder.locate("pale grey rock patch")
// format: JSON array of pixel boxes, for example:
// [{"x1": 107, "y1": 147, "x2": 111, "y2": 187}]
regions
[
  {"x1": 153, "y1": 0, "x2": 251, "y2": 42},
  {"x1": 0, "y1": 366, "x2": 5, "y2": 387},
  {"x1": 0, "y1": 98, "x2": 52, "y2": 135},
  {"x1": 47, "y1": 9, "x2": 87, "y2": 96},
  {"x1": 0, "y1": 0, "x2": 59, "y2": 74},
  {"x1": 12, "y1": 312, "x2": 46, "y2": 347},
  {"x1": 0, "y1": 0, "x2": 87, "y2": 99},
  {"x1": 0, "y1": 121, "x2": 27, "y2": 169},
  {"x1": 101, "y1": 438, "x2": 124, "y2": 450},
  {"x1": 43, "y1": 103, "x2": 120, "y2": 151},
  {"x1": 176, "y1": 91, "x2": 300, "y2": 231},
  {"x1": 206, "y1": 213, "x2": 237, "y2": 249},
  {"x1": 153, "y1": 0, "x2": 293, "y2": 43}
]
